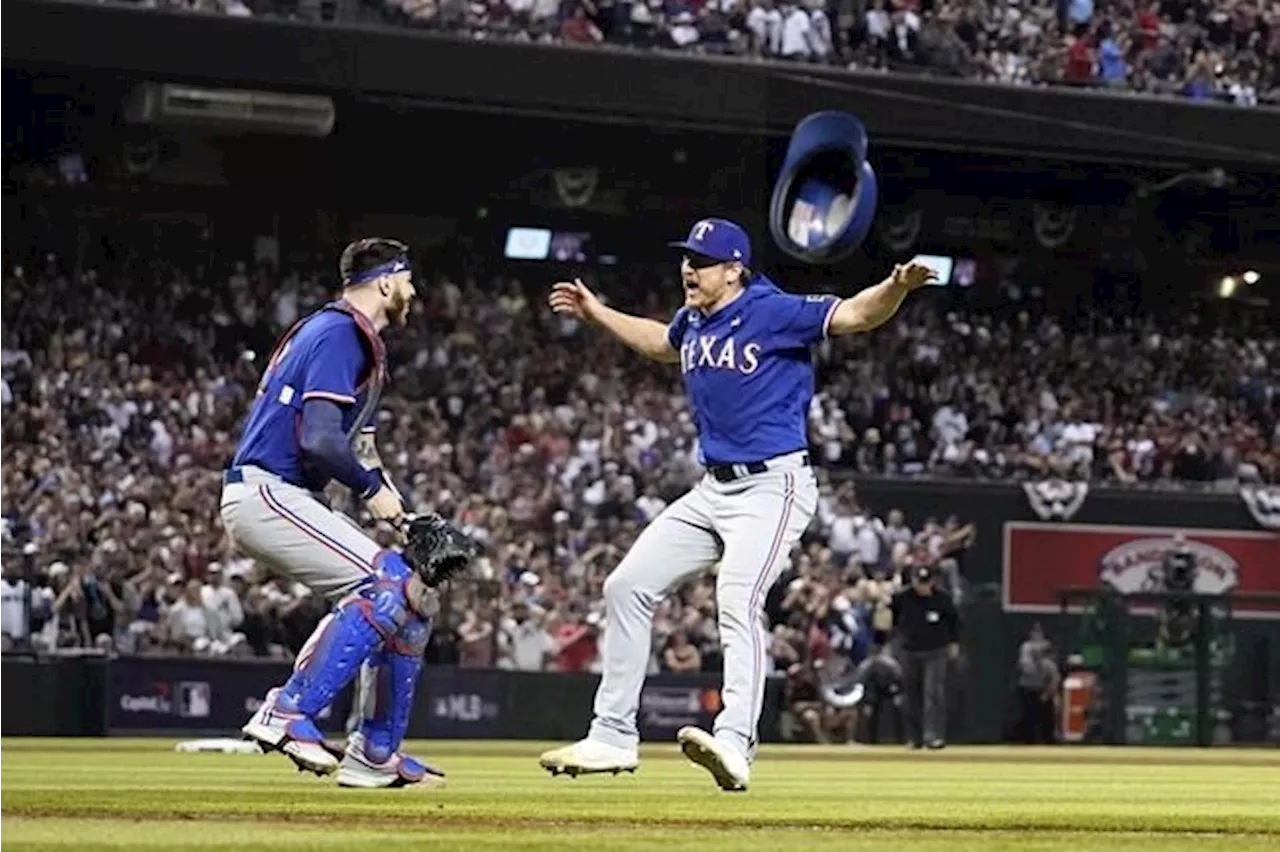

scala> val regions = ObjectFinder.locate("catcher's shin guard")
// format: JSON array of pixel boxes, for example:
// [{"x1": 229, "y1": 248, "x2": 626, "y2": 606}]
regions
[
  {"x1": 354, "y1": 614, "x2": 432, "y2": 763},
  {"x1": 278, "y1": 552, "x2": 415, "y2": 719}
]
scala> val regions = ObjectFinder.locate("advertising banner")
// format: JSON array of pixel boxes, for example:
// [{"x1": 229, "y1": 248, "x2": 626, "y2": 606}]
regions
[
  {"x1": 418, "y1": 668, "x2": 505, "y2": 739},
  {"x1": 108, "y1": 658, "x2": 346, "y2": 732},
  {"x1": 638, "y1": 677, "x2": 724, "y2": 741},
  {"x1": 1003, "y1": 522, "x2": 1280, "y2": 619}
]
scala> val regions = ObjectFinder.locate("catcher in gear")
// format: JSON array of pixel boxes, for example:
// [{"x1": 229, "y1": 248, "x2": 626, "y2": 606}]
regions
[{"x1": 227, "y1": 237, "x2": 478, "y2": 788}]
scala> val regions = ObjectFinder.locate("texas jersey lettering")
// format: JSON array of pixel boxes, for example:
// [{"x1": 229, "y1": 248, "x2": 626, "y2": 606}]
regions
[{"x1": 668, "y1": 279, "x2": 839, "y2": 464}]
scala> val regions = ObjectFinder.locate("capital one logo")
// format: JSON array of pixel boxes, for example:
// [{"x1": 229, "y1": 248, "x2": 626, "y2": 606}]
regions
[
  {"x1": 120, "y1": 682, "x2": 172, "y2": 714},
  {"x1": 692, "y1": 220, "x2": 715, "y2": 241}
]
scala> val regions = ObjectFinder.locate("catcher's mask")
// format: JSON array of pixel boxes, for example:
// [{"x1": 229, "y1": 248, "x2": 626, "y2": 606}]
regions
[
  {"x1": 340, "y1": 237, "x2": 411, "y2": 287},
  {"x1": 769, "y1": 111, "x2": 878, "y2": 265}
]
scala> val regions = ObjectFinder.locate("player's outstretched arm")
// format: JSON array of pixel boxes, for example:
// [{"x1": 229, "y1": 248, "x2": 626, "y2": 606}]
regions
[
  {"x1": 548, "y1": 279, "x2": 679, "y2": 364},
  {"x1": 826, "y1": 261, "x2": 937, "y2": 336}
]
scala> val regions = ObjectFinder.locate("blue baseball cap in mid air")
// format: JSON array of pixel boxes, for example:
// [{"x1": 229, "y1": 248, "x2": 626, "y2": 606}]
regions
[{"x1": 668, "y1": 218, "x2": 752, "y2": 267}]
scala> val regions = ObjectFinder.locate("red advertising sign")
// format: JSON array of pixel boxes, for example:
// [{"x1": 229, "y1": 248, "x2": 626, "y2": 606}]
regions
[{"x1": 1003, "y1": 522, "x2": 1280, "y2": 619}]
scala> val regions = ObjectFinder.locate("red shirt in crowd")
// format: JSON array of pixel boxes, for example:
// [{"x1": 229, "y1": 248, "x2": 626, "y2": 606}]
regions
[
  {"x1": 554, "y1": 621, "x2": 598, "y2": 672},
  {"x1": 1064, "y1": 37, "x2": 1096, "y2": 82},
  {"x1": 560, "y1": 12, "x2": 602, "y2": 44},
  {"x1": 1137, "y1": 6, "x2": 1161, "y2": 50}
]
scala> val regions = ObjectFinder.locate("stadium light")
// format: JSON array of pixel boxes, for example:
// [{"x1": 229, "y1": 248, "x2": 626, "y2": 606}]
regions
[
  {"x1": 1242, "y1": 270, "x2": 1261, "y2": 285},
  {"x1": 1218, "y1": 276, "x2": 1238, "y2": 299}
]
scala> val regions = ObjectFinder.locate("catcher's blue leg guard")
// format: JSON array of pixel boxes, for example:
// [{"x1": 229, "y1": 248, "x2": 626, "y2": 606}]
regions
[
  {"x1": 360, "y1": 615, "x2": 431, "y2": 761},
  {"x1": 338, "y1": 614, "x2": 445, "y2": 787},
  {"x1": 276, "y1": 551, "x2": 415, "y2": 724}
]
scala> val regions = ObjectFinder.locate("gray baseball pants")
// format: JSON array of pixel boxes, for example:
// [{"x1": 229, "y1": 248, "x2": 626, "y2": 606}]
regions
[{"x1": 588, "y1": 453, "x2": 817, "y2": 762}]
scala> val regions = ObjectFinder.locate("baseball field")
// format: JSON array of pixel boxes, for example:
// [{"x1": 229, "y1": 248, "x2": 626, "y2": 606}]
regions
[{"x1": 2, "y1": 739, "x2": 1277, "y2": 851}]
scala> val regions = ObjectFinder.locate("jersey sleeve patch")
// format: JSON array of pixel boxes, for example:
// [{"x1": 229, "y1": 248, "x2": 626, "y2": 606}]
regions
[{"x1": 769, "y1": 291, "x2": 842, "y2": 347}]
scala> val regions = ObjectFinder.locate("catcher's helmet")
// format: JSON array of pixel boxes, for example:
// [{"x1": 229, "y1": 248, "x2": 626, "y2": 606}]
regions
[{"x1": 769, "y1": 111, "x2": 878, "y2": 265}]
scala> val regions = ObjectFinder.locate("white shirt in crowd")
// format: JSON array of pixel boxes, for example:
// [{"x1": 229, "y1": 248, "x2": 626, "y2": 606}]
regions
[
  {"x1": 202, "y1": 581, "x2": 244, "y2": 639},
  {"x1": 670, "y1": 13, "x2": 701, "y2": 47},
  {"x1": 932, "y1": 404, "x2": 969, "y2": 447},
  {"x1": 808, "y1": 6, "x2": 833, "y2": 60},
  {"x1": 1059, "y1": 420, "x2": 1100, "y2": 467},
  {"x1": 855, "y1": 519, "x2": 884, "y2": 567},
  {"x1": 531, "y1": 0, "x2": 559, "y2": 21},
  {"x1": 893, "y1": 9, "x2": 920, "y2": 53},
  {"x1": 499, "y1": 616, "x2": 555, "y2": 671},
  {"x1": 828, "y1": 513, "x2": 860, "y2": 557},
  {"x1": 781, "y1": 5, "x2": 812, "y2": 57},
  {"x1": 865, "y1": 6, "x2": 890, "y2": 40},
  {"x1": 747, "y1": 3, "x2": 783, "y2": 54},
  {"x1": 168, "y1": 599, "x2": 214, "y2": 642},
  {"x1": 810, "y1": 398, "x2": 845, "y2": 463},
  {"x1": 2, "y1": 578, "x2": 30, "y2": 639}
]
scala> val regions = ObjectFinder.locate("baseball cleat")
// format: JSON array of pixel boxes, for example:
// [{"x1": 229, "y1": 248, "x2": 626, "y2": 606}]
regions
[
  {"x1": 336, "y1": 731, "x2": 446, "y2": 789},
  {"x1": 677, "y1": 726, "x2": 750, "y2": 792},
  {"x1": 538, "y1": 739, "x2": 640, "y2": 777},
  {"x1": 241, "y1": 688, "x2": 340, "y2": 776}
]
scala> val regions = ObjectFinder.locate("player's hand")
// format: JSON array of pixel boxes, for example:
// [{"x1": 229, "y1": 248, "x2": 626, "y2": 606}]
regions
[
  {"x1": 890, "y1": 261, "x2": 939, "y2": 291},
  {"x1": 365, "y1": 483, "x2": 405, "y2": 523},
  {"x1": 548, "y1": 279, "x2": 604, "y2": 325}
]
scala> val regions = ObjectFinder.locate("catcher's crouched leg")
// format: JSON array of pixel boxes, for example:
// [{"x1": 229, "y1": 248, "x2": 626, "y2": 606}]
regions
[
  {"x1": 339, "y1": 609, "x2": 446, "y2": 789},
  {"x1": 275, "y1": 551, "x2": 418, "y2": 725}
]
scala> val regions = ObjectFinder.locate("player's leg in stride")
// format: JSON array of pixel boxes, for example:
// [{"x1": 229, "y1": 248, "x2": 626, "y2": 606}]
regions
[
  {"x1": 539, "y1": 490, "x2": 721, "y2": 777},
  {"x1": 677, "y1": 466, "x2": 817, "y2": 792}
]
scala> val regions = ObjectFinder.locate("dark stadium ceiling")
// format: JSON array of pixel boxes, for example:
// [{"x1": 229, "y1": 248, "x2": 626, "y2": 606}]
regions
[{"x1": 6, "y1": 70, "x2": 1278, "y2": 259}]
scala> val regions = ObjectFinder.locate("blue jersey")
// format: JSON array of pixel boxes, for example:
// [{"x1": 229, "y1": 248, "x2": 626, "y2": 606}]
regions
[
  {"x1": 232, "y1": 300, "x2": 386, "y2": 490},
  {"x1": 666, "y1": 276, "x2": 839, "y2": 465}
]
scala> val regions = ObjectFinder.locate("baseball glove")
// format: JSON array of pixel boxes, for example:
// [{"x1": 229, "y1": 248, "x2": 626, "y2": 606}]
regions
[{"x1": 400, "y1": 513, "x2": 479, "y2": 587}]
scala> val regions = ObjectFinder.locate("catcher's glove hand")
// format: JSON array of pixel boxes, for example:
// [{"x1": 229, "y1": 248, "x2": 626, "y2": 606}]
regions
[{"x1": 399, "y1": 513, "x2": 479, "y2": 587}]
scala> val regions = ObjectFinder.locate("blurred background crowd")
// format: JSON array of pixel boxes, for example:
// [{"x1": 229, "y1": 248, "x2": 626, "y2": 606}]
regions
[
  {"x1": 132, "y1": 0, "x2": 1280, "y2": 106},
  {"x1": 0, "y1": 239, "x2": 977, "y2": 670},
  {"x1": 1, "y1": 236, "x2": 1274, "y2": 688}
]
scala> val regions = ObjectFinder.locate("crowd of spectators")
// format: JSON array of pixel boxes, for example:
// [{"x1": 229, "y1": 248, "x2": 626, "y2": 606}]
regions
[
  {"x1": 128, "y1": 0, "x2": 1280, "y2": 106},
  {"x1": 1, "y1": 243, "x2": 1275, "y2": 681}
]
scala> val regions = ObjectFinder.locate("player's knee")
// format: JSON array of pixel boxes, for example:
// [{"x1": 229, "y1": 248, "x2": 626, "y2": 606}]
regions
[
  {"x1": 344, "y1": 558, "x2": 415, "y2": 636},
  {"x1": 602, "y1": 569, "x2": 637, "y2": 608}
]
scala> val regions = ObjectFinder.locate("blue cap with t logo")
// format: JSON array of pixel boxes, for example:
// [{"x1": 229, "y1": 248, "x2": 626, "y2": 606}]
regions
[{"x1": 668, "y1": 218, "x2": 752, "y2": 266}]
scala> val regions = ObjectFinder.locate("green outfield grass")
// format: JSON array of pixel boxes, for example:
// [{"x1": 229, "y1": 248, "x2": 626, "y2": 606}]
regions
[{"x1": 2, "y1": 739, "x2": 1278, "y2": 851}]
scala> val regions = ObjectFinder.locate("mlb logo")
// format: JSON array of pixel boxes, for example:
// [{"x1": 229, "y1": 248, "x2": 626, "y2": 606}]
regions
[{"x1": 176, "y1": 681, "x2": 211, "y2": 719}]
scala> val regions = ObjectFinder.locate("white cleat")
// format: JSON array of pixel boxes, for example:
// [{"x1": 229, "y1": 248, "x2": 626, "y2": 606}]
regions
[
  {"x1": 539, "y1": 738, "x2": 640, "y2": 778},
  {"x1": 336, "y1": 731, "x2": 446, "y2": 789},
  {"x1": 677, "y1": 726, "x2": 750, "y2": 792},
  {"x1": 241, "y1": 688, "x2": 340, "y2": 776}
]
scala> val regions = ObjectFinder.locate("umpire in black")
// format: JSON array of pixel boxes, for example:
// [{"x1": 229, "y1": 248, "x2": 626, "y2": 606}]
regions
[{"x1": 891, "y1": 564, "x2": 961, "y2": 749}]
